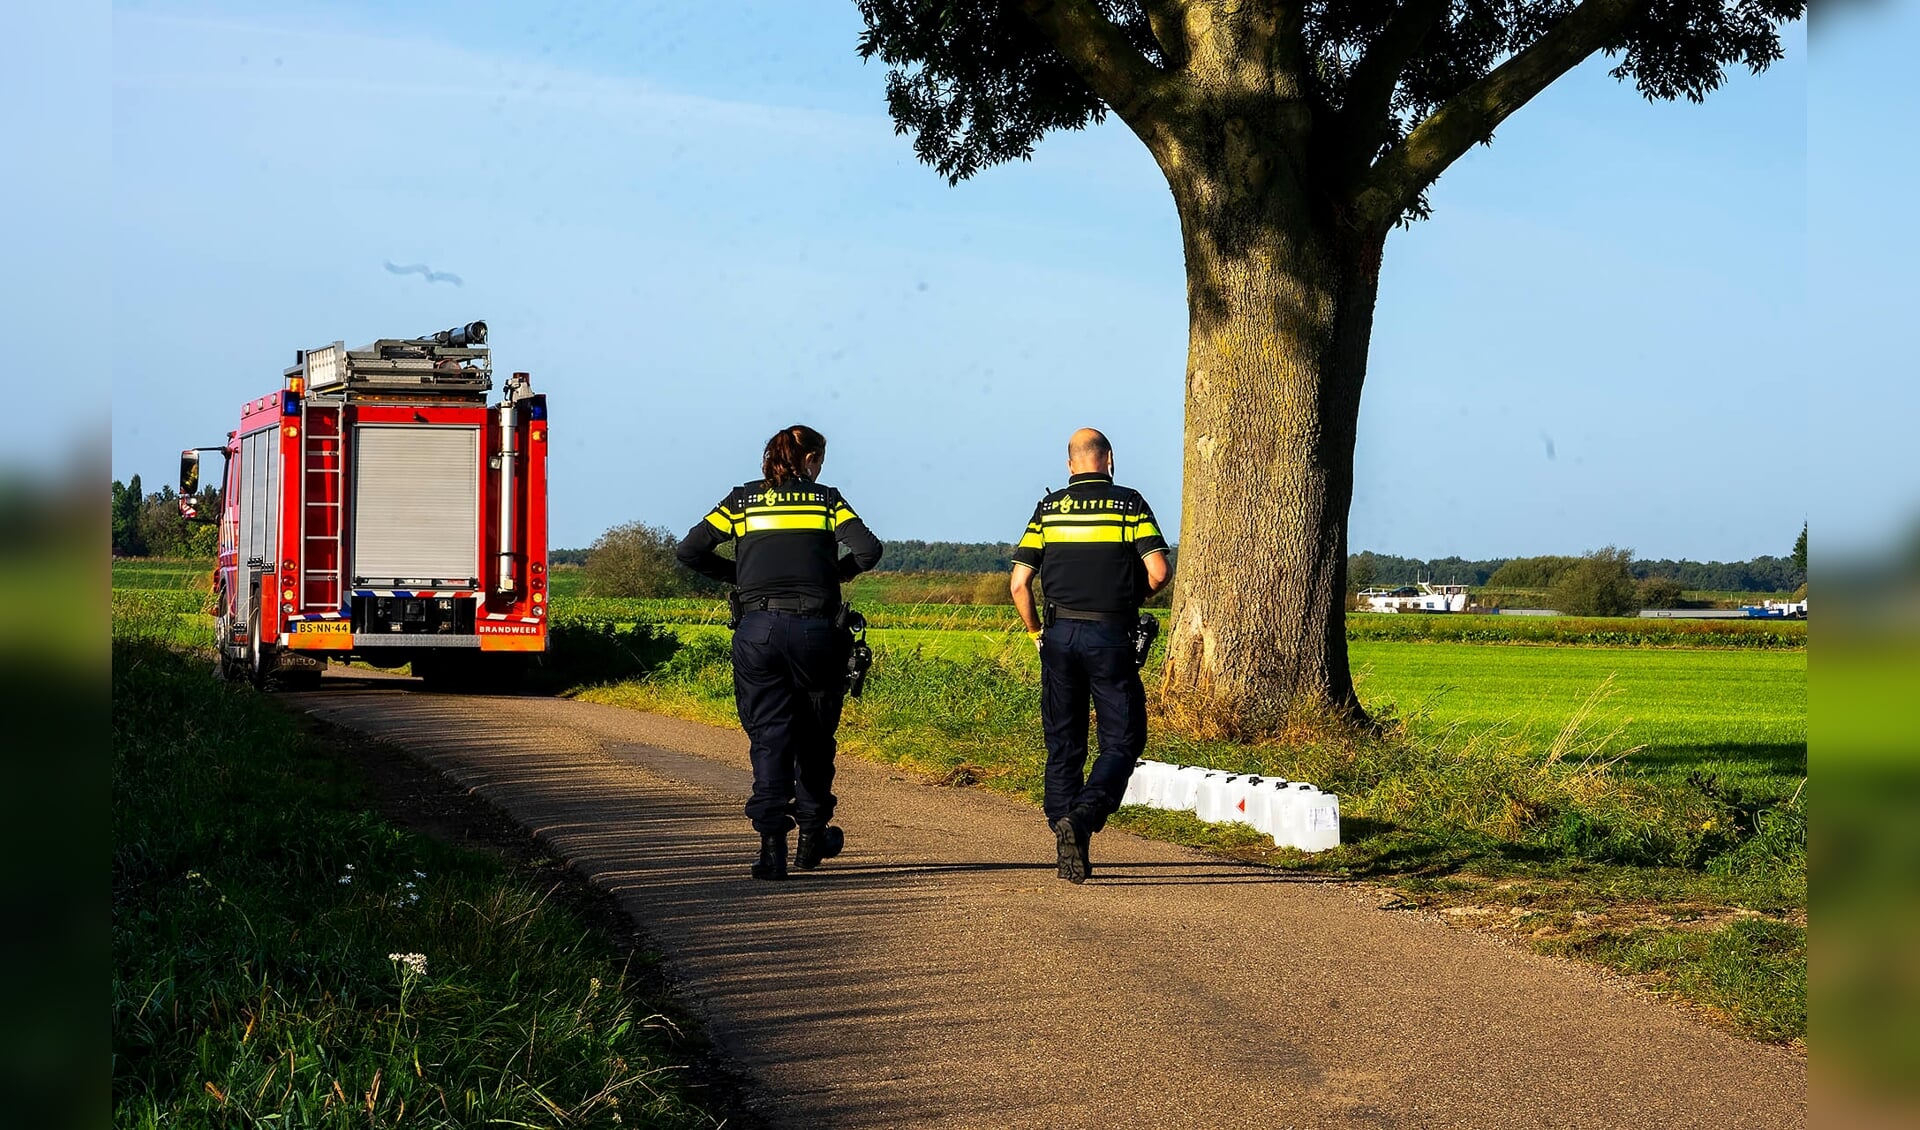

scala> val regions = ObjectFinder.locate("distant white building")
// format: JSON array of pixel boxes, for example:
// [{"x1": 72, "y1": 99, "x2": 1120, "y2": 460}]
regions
[{"x1": 1357, "y1": 582, "x2": 1471, "y2": 614}]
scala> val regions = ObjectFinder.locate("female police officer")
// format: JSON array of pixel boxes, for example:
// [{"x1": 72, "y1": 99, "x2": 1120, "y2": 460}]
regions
[{"x1": 676, "y1": 425, "x2": 883, "y2": 880}]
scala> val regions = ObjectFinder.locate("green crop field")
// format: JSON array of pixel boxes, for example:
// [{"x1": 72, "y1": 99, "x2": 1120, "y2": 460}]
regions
[{"x1": 1350, "y1": 642, "x2": 1805, "y2": 793}]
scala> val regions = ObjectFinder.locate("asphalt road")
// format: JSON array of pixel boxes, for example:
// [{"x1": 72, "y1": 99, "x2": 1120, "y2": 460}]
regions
[{"x1": 286, "y1": 673, "x2": 1805, "y2": 1129}]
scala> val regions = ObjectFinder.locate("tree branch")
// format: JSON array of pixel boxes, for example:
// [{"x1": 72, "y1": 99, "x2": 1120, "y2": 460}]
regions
[
  {"x1": 1018, "y1": 0, "x2": 1177, "y2": 134},
  {"x1": 1351, "y1": 0, "x2": 1646, "y2": 230},
  {"x1": 1142, "y1": 0, "x2": 1189, "y2": 72},
  {"x1": 1333, "y1": 0, "x2": 1447, "y2": 170}
]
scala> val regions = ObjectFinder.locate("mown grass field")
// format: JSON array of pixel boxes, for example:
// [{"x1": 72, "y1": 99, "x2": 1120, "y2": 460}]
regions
[{"x1": 115, "y1": 559, "x2": 1807, "y2": 1042}]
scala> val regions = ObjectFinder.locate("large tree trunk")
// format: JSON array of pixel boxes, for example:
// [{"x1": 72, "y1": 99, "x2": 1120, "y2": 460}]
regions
[{"x1": 1157, "y1": 160, "x2": 1386, "y2": 735}]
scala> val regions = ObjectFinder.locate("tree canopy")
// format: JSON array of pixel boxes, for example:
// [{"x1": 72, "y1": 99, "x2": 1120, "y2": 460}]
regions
[{"x1": 858, "y1": 0, "x2": 1799, "y2": 221}]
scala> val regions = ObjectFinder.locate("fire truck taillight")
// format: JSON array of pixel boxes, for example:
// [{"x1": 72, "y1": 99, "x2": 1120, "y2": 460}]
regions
[
  {"x1": 533, "y1": 592, "x2": 544, "y2": 604},
  {"x1": 282, "y1": 588, "x2": 295, "y2": 602},
  {"x1": 282, "y1": 559, "x2": 295, "y2": 573}
]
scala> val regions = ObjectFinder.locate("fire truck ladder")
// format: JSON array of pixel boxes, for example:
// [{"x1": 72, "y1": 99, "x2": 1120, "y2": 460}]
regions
[{"x1": 300, "y1": 402, "x2": 346, "y2": 612}]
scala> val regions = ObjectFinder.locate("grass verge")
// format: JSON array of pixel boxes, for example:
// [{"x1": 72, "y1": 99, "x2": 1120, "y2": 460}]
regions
[{"x1": 112, "y1": 639, "x2": 729, "y2": 1128}]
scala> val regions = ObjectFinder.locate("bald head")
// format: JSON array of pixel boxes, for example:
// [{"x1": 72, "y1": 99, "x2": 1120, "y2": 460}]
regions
[{"x1": 1067, "y1": 428, "x2": 1114, "y2": 475}]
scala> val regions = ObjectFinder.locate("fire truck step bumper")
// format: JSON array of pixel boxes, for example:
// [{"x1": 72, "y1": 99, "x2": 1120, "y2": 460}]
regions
[{"x1": 352, "y1": 634, "x2": 483, "y2": 649}]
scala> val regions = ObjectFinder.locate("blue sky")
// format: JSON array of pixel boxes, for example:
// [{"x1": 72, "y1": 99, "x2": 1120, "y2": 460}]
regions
[{"x1": 45, "y1": 2, "x2": 1867, "y2": 557}]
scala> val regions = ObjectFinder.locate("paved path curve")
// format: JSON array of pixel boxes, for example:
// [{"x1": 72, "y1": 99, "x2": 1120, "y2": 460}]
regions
[{"x1": 288, "y1": 674, "x2": 1804, "y2": 1129}]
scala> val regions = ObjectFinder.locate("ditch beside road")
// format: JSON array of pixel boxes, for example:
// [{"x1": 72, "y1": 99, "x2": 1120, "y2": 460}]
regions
[{"x1": 285, "y1": 671, "x2": 1804, "y2": 1130}]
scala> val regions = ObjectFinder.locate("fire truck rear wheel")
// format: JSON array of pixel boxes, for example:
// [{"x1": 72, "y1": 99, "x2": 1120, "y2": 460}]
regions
[
  {"x1": 214, "y1": 613, "x2": 238, "y2": 682},
  {"x1": 248, "y1": 609, "x2": 270, "y2": 689}
]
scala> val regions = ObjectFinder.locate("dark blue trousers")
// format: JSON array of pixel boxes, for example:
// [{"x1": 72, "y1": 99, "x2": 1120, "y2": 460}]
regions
[
  {"x1": 733, "y1": 611, "x2": 848, "y2": 834},
  {"x1": 1040, "y1": 619, "x2": 1146, "y2": 832}
]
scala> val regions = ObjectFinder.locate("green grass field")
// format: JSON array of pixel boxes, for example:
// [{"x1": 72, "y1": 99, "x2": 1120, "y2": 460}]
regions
[{"x1": 1351, "y1": 641, "x2": 1805, "y2": 792}]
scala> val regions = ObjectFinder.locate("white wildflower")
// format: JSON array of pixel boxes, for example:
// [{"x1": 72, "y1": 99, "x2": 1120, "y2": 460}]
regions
[
  {"x1": 413, "y1": 870, "x2": 427, "y2": 879},
  {"x1": 388, "y1": 952, "x2": 428, "y2": 977}
]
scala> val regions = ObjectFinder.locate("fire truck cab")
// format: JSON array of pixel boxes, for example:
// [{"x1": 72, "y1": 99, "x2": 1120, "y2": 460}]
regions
[{"x1": 182, "y1": 321, "x2": 549, "y2": 688}]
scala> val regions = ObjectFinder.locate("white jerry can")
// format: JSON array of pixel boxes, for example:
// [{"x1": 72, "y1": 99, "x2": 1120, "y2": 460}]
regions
[
  {"x1": 1119, "y1": 760, "x2": 1159, "y2": 807},
  {"x1": 1140, "y1": 761, "x2": 1174, "y2": 807},
  {"x1": 1247, "y1": 779, "x2": 1289, "y2": 837},
  {"x1": 1163, "y1": 766, "x2": 1206, "y2": 812},
  {"x1": 1297, "y1": 789, "x2": 1341, "y2": 853},
  {"x1": 1195, "y1": 773, "x2": 1240, "y2": 823},
  {"x1": 1222, "y1": 775, "x2": 1263, "y2": 827},
  {"x1": 1270, "y1": 782, "x2": 1318, "y2": 849}
]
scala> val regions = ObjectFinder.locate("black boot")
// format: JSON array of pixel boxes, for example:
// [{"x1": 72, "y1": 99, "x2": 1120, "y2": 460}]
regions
[
  {"x1": 1052, "y1": 815, "x2": 1087, "y2": 884},
  {"x1": 793, "y1": 826, "x2": 844, "y2": 871},
  {"x1": 752, "y1": 831, "x2": 788, "y2": 881}
]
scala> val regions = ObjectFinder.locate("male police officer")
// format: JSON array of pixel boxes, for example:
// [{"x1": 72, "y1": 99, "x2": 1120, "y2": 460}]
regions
[{"x1": 1010, "y1": 428, "x2": 1171, "y2": 883}]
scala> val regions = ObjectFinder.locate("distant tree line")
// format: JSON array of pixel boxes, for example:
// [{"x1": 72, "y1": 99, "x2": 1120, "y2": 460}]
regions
[
  {"x1": 562, "y1": 526, "x2": 1807, "y2": 599},
  {"x1": 871, "y1": 541, "x2": 1019, "y2": 573},
  {"x1": 559, "y1": 539, "x2": 1028, "y2": 575},
  {"x1": 1352, "y1": 547, "x2": 1804, "y2": 594},
  {"x1": 111, "y1": 476, "x2": 220, "y2": 558}
]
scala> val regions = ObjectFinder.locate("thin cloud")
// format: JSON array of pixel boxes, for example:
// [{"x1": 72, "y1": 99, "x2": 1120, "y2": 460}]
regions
[{"x1": 384, "y1": 260, "x2": 463, "y2": 286}]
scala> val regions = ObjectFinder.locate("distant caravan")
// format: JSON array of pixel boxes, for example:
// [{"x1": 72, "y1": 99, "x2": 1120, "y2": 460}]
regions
[
  {"x1": 179, "y1": 321, "x2": 551, "y2": 689},
  {"x1": 1356, "y1": 582, "x2": 1470, "y2": 614}
]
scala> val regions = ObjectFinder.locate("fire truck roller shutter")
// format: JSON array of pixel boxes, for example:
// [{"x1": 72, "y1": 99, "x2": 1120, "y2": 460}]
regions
[
  {"x1": 351, "y1": 425, "x2": 482, "y2": 586},
  {"x1": 234, "y1": 426, "x2": 281, "y2": 635}
]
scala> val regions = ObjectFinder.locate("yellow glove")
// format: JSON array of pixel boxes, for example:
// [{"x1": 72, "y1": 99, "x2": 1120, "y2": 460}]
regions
[{"x1": 1028, "y1": 629, "x2": 1044, "y2": 649}]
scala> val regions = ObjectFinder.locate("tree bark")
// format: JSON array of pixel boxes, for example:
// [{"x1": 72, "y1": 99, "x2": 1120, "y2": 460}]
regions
[{"x1": 1156, "y1": 147, "x2": 1385, "y2": 734}]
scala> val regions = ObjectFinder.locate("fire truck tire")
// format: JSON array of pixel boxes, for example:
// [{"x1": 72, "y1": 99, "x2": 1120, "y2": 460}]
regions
[
  {"x1": 248, "y1": 609, "x2": 270, "y2": 689},
  {"x1": 214, "y1": 613, "x2": 238, "y2": 682}
]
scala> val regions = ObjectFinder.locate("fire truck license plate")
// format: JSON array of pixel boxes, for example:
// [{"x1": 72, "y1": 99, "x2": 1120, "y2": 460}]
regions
[{"x1": 295, "y1": 621, "x2": 351, "y2": 634}]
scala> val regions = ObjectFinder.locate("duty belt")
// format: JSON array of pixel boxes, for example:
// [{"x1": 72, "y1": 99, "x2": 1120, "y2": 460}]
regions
[
  {"x1": 1046, "y1": 605, "x2": 1137, "y2": 626},
  {"x1": 744, "y1": 596, "x2": 836, "y2": 618}
]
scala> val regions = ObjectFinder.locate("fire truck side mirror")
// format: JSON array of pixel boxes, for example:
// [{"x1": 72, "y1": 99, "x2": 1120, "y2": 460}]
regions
[{"x1": 177, "y1": 450, "x2": 213, "y2": 522}]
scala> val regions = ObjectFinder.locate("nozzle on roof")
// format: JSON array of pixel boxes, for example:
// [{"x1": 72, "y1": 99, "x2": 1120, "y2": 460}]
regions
[{"x1": 425, "y1": 320, "x2": 486, "y2": 347}]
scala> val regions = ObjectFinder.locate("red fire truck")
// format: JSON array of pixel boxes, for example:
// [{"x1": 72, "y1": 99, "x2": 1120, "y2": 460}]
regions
[{"x1": 180, "y1": 321, "x2": 549, "y2": 688}]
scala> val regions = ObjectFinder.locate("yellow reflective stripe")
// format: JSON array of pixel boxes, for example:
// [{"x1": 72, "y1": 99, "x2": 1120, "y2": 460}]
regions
[
  {"x1": 1044, "y1": 514, "x2": 1128, "y2": 529},
  {"x1": 742, "y1": 514, "x2": 834, "y2": 532},
  {"x1": 1040, "y1": 524, "x2": 1127, "y2": 544},
  {"x1": 1136, "y1": 520, "x2": 1162, "y2": 539},
  {"x1": 1017, "y1": 531, "x2": 1044, "y2": 550},
  {"x1": 832, "y1": 502, "x2": 857, "y2": 526},
  {"x1": 704, "y1": 511, "x2": 734, "y2": 535}
]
